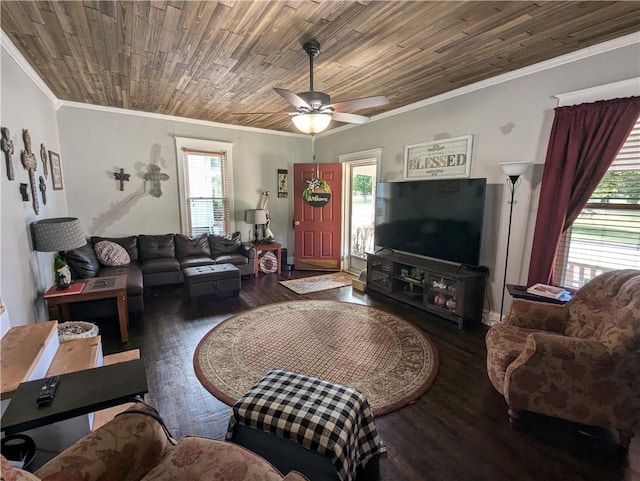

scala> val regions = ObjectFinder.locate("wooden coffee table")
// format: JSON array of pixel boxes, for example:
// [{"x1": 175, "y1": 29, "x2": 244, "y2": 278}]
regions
[{"x1": 44, "y1": 275, "x2": 130, "y2": 342}]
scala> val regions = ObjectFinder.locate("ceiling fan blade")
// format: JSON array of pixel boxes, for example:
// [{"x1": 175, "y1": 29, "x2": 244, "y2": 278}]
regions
[
  {"x1": 273, "y1": 88, "x2": 311, "y2": 110},
  {"x1": 329, "y1": 95, "x2": 389, "y2": 112},
  {"x1": 332, "y1": 112, "x2": 370, "y2": 124}
]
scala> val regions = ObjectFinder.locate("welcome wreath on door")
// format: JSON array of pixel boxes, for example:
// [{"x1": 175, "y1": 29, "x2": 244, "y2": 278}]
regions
[{"x1": 302, "y1": 178, "x2": 332, "y2": 207}]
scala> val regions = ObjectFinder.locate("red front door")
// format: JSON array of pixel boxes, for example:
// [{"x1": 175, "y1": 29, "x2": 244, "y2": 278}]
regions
[{"x1": 293, "y1": 163, "x2": 342, "y2": 271}]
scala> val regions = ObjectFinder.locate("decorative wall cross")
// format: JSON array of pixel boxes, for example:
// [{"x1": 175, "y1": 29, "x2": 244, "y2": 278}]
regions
[
  {"x1": 19, "y1": 183, "x2": 28, "y2": 201},
  {"x1": 113, "y1": 168, "x2": 130, "y2": 191},
  {"x1": 21, "y1": 129, "x2": 39, "y2": 215},
  {"x1": 40, "y1": 143, "x2": 48, "y2": 178},
  {"x1": 39, "y1": 175, "x2": 47, "y2": 205},
  {"x1": 1, "y1": 127, "x2": 15, "y2": 180},
  {"x1": 143, "y1": 164, "x2": 169, "y2": 198}
]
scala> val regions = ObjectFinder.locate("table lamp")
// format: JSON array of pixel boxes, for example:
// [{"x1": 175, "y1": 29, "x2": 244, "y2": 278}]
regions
[
  {"x1": 31, "y1": 217, "x2": 87, "y2": 289},
  {"x1": 244, "y1": 209, "x2": 267, "y2": 244}
]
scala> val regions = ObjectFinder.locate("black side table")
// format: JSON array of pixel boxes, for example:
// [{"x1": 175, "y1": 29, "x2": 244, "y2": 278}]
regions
[
  {"x1": 507, "y1": 284, "x2": 572, "y2": 305},
  {"x1": 1, "y1": 359, "x2": 147, "y2": 436}
]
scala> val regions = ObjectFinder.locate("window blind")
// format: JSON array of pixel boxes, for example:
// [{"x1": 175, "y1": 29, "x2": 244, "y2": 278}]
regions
[
  {"x1": 182, "y1": 149, "x2": 230, "y2": 236},
  {"x1": 555, "y1": 116, "x2": 640, "y2": 288}
]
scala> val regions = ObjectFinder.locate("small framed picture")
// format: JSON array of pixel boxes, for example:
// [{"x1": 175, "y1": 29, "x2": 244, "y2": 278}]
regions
[
  {"x1": 277, "y1": 169, "x2": 288, "y2": 198},
  {"x1": 49, "y1": 151, "x2": 63, "y2": 190}
]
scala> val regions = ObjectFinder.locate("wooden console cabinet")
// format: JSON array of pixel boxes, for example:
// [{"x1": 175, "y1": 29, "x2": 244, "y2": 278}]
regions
[{"x1": 366, "y1": 251, "x2": 487, "y2": 329}]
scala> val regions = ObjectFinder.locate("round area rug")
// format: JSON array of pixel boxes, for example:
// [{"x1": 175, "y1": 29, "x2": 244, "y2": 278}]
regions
[{"x1": 194, "y1": 300, "x2": 439, "y2": 416}]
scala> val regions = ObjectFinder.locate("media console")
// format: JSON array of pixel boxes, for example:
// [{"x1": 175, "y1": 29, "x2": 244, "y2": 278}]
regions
[{"x1": 366, "y1": 251, "x2": 487, "y2": 329}]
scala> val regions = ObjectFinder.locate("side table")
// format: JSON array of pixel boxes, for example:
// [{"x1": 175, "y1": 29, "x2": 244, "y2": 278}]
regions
[
  {"x1": 44, "y1": 275, "x2": 130, "y2": 342},
  {"x1": 507, "y1": 284, "x2": 572, "y2": 305},
  {"x1": 252, "y1": 242, "x2": 282, "y2": 276}
]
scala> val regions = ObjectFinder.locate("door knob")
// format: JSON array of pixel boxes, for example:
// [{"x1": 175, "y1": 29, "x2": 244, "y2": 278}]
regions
[{"x1": 293, "y1": 220, "x2": 300, "y2": 227}]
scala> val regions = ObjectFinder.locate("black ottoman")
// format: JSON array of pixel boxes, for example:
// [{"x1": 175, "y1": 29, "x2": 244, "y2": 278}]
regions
[{"x1": 183, "y1": 263, "x2": 241, "y2": 300}]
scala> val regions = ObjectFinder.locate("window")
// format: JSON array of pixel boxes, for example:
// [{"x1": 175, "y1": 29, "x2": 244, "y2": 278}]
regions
[
  {"x1": 555, "y1": 116, "x2": 640, "y2": 288},
  {"x1": 174, "y1": 138, "x2": 233, "y2": 237}
]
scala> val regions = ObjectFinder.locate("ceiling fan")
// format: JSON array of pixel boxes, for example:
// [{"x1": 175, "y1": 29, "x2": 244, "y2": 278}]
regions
[{"x1": 236, "y1": 40, "x2": 389, "y2": 134}]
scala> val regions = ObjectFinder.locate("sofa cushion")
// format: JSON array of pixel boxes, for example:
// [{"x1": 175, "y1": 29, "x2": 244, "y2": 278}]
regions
[
  {"x1": 209, "y1": 232, "x2": 241, "y2": 255},
  {"x1": 141, "y1": 257, "x2": 181, "y2": 274},
  {"x1": 139, "y1": 234, "x2": 175, "y2": 260},
  {"x1": 140, "y1": 436, "x2": 284, "y2": 481},
  {"x1": 179, "y1": 256, "x2": 216, "y2": 269},
  {"x1": 91, "y1": 236, "x2": 139, "y2": 261},
  {"x1": 65, "y1": 242, "x2": 100, "y2": 279},
  {"x1": 99, "y1": 262, "x2": 144, "y2": 297},
  {"x1": 213, "y1": 253, "x2": 249, "y2": 266},
  {"x1": 95, "y1": 240, "x2": 131, "y2": 267},
  {"x1": 175, "y1": 233, "x2": 211, "y2": 258}
]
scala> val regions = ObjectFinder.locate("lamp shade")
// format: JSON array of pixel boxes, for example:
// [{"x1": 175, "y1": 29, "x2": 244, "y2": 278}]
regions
[
  {"x1": 291, "y1": 113, "x2": 332, "y2": 134},
  {"x1": 245, "y1": 209, "x2": 268, "y2": 225},
  {"x1": 499, "y1": 161, "x2": 531, "y2": 177},
  {"x1": 31, "y1": 217, "x2": 86, "y2": 252}
]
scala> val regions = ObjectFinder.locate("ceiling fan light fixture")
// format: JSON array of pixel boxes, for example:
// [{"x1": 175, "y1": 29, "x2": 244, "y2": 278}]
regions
[{"x1": 292, "y1": 113, "x2": 332, "y2": 134}]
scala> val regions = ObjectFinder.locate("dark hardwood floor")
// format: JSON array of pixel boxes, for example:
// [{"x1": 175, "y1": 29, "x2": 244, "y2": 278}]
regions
[{"x1": 98, "y1": 271, "x2": 639, "y2": 481}]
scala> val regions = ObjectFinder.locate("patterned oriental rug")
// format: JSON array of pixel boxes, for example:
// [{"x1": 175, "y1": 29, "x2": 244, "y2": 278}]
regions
[
  {"x1": 279, "y1": 271, "x2": 355, "y2": 294},
  {"x1": 194, "y1": 300, "x2": 439, "y2": 416}
]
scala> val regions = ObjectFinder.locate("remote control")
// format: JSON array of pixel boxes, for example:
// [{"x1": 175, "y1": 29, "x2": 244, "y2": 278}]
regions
[{"x1": 36, "y1": 375, "x2": 60, "y2": 406}]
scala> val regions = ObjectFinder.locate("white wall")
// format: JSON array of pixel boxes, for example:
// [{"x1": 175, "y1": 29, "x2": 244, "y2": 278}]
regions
[
  {"x1": 316, "y1": 42, "x2": 640, "y2": 322},
  {"x1": 1, "y1": 46, "x2": 68, "y2": 329},
  {"x1": 56, "y1": 107, "x2": 312, "y2": 251}
]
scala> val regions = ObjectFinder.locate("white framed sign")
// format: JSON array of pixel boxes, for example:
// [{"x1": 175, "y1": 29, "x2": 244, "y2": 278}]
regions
[{"x1": 403, "y1": 135, "x2": 473, "y2": 180}]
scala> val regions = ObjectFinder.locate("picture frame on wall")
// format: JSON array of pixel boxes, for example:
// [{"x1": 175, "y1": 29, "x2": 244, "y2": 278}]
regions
[
  {"x1": 49, "y1": 151, "x2": 63, "y2": 190},
  {"x1": 277, "y1": 169, "x2": 288, "y2": 198},
  {"x1": 403, "y1": 135, "x2": 473, "y2": 180}
]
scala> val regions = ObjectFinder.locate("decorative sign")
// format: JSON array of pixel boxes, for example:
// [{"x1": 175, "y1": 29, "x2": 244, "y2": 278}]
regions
[
  {"x1": 277, "y1": 169, "x2": 288, "y2": 198},
  {"x1": 302, "y1": 178, "x2": 331, "y2": 207},
  {"x1": 404, "y1": 135, "x2": 473, "y2": 180}
]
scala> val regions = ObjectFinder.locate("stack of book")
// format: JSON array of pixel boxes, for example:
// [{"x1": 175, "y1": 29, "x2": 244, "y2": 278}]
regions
[{"x1": 526, "y1": 283, "x2": 569, "y2": 300}]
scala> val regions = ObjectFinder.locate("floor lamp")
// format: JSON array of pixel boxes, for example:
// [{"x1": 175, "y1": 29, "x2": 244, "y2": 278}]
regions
[{"x1": 498, "y1": 162, "x2": 531, "y2": 322}]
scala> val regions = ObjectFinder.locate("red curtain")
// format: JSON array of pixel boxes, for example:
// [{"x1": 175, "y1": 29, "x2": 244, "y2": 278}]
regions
[{"x1": 527, "y1": 96, "x2": 640, "y2": 286}]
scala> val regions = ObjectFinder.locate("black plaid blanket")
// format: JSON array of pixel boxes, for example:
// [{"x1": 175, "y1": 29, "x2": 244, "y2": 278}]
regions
[{"x1": 226, "y1": 369, "x2": 384, "y2": 481}]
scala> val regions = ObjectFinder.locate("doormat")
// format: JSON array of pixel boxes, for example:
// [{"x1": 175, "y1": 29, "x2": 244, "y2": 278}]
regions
[{"x1": 279, "y1": 272, "x2": 355, "y2": 294}]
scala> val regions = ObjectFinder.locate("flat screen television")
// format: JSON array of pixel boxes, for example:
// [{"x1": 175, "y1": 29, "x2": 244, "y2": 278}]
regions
[{"x1": 374, "y1": 178, "x2": 486, "y2": 266}]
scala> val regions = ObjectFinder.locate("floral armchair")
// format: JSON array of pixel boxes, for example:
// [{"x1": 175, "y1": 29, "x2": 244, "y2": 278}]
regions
[
  {"x1": 486, "y1": 269, "x2": 640, "y2": 448},
  {"x1": 1, "y1": 403, "x2": 308, "y2": 481}
]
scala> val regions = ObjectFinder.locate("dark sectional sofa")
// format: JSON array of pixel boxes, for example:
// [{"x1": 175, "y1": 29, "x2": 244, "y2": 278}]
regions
[{"x1": 64, "y1": 232, "x2": 256, "y2": 319}]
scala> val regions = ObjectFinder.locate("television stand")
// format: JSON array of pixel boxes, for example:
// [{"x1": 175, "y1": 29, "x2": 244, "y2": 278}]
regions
[{"x1": 366, "y1": 251, "x2": 487, "y2": 329}]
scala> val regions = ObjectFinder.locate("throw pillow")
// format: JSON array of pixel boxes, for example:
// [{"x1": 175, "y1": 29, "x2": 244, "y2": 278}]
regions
[
  {"x1": 175, "y1": 233, "x2": 211, "y2": 258},
  {"x1": 209, "y1": 231, "x2": 241, "y2": 255},
  {"x1": 91, "y1": 236, "x2": 138, "y2": 261},
  {"x1": 65, "y1": 242, "x2": 100, "y2": 278},
  {"x1": 95, "y1": 240, "x2": 131, "y2": 267}
]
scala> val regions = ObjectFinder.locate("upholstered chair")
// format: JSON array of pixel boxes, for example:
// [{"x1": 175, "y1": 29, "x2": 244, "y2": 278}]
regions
[{"x1": 486, "y1": 269, "x2": 640, "y2": 448}]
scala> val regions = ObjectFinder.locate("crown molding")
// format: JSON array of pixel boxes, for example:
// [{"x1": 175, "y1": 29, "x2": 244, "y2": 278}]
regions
[
  {"x1": 321, "y1": 31, "x2": 640, "y2": 137},
  {"x1": 553, "y1": 77, "x2": 640, "y2": 106},
  {"x1": 57, "y1": 101, "x2": 307, "y2": 138},
  {"x1": 1, "y1": 29, "x2": 59, "y2": 107}
]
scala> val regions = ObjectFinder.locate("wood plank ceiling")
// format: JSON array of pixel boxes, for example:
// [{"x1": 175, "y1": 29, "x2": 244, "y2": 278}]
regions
[{"x1": 2, "y1": 1, "x2": 639, "y2": 133}]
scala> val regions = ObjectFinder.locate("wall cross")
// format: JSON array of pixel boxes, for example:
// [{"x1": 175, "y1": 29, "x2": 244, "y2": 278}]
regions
[
  {"x1": 114, "y1": 168, "x2": 130, "y2": 191},
  {"x1": 143, "y1": 164, "x2": 169, "y2": 198},
  {"x1": 1, "y1": 127, "x2": 15, "y2": 180},
  {"x1": 39, "y1": 175, "x2": 47, "y2": 205},
  {"x1": 21, "y1": 129, "x2": 39, "y2": 215},
  {"x1": 40, "y1": 143, "x2": 49, "y2": 178}
]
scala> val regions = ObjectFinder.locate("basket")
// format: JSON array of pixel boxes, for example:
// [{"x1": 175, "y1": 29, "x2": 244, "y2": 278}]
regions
[{"x1": 57, "y1": 321, "x2": 99, "y2": 342}]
